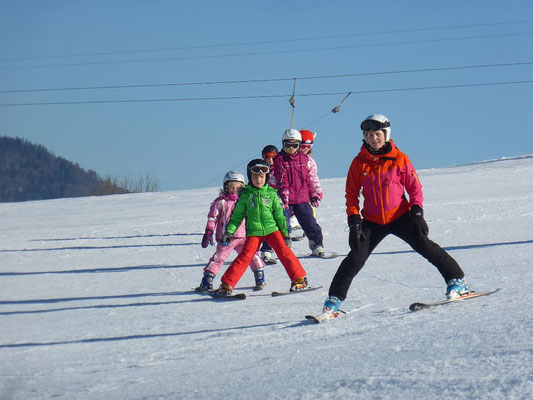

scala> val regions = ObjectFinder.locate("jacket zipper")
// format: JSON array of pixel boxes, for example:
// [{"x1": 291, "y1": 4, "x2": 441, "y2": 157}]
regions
[{"x1": 377, "y1": 160, "x2": 386, "y2": 224}]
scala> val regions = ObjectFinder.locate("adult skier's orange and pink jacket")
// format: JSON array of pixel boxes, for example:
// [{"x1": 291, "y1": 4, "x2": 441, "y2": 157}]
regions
[{"x1": 345, "y1": 141, "x2": 423, "y2": 225}]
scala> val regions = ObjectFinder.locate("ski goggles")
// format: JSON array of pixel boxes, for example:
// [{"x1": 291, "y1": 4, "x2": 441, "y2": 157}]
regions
[
  {"x1": 263, "y1": 151, "x2": 277, "y2": 159},
  {"x1": 283, "y1": 142, "x2": 300, "y2": 149},
  {"x1": 360, "y1": 119, "x2": 390, "y2": 132},
  {"x1": 250, "y1": 165, "x2": 269, "y2": 174},
  {"x1": 300, "y1": 143, "x2": 313, "y2": 150}
]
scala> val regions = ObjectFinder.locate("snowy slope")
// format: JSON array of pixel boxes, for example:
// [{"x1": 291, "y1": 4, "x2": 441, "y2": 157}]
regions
[{"x1": 1, "y1": 156, "x2": 532, "y2": 400}]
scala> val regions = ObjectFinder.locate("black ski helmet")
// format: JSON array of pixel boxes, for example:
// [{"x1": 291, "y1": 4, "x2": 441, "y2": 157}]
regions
[
  {"x1": 246, "y1": 158, "x2": 270, "y2": 184},
  {"x1": 261, "y1": 144, "x2": 278, "y2": 157}
]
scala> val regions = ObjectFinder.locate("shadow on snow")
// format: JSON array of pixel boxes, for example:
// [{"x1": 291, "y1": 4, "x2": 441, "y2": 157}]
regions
[
  {"x1": 0, "y1": 242, "x2": 198, "y2": 253},
  {"x1": 0, "y1": 321, "x2": 286, "y2": 349},
  {"x1": 29, "y1": 232, "x2": 202, "y2": 242},
  {"x1": 0, "y1": 263, "x2": 206, "y2": 276}
]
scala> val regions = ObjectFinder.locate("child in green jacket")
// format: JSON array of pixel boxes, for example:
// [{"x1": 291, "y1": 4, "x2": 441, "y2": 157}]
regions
[{"x1": 215, "y1": 159, "x2": 308, "y2": 296}]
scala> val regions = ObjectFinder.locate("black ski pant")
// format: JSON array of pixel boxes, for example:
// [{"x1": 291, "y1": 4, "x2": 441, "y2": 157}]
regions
[
  {"x1": 285, "y1": 202, "x2": 323, "y2": 249},
  {"x1": 328, "y1": 212, "x2": 464, "y2": 301}
]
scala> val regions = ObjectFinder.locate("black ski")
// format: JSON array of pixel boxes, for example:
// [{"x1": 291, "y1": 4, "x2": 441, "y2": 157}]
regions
[
  {"x1": 193, "y1": 288, "x2": 246, "y2": 300},
  {"x1": 271, "y1": 286, "x2": 323, "y2": 297}
]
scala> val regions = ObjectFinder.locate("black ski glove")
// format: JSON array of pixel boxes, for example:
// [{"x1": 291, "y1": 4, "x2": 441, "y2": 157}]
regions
[
  {"x1": 409, "y1": 205, "x2": 429, "y2": 237},
  {"x1": 220, "y1": 232, "x2": 233, "y2": 247},
  {"x1": 348, "y1": 214, "x2": 367, "y2": 250},
  {"x1": 201, "y1": 229, "x2": 214, "y2": 248}
]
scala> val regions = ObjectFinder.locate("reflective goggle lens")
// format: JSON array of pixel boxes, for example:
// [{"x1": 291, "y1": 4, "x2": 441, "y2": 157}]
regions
[
  {"x1": 263, "y1": 151, "x2": 277, "y2": 159},
  {"x1": 361, "y1": 120, "x2": 390, "y2": 132},
  {"x1": 284, "y1": 142, "x2": 300, "y2": 149},
  {"x1": 300, "y1": 144, "x2": 312, "y2": 150},
  {"x1": 250, "y1": 165, "x2": 269, "y2": 174}
]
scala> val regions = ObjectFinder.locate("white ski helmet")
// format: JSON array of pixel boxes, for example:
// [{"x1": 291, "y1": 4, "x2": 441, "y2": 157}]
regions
[
  {"x1": 361, "y1": 114, "x2": 391, "y2": 142},
  {"x1": 282, "y1": 128, "x2": 302, "y2": 142},
  {"x1": 223, "y1": 170, "x2": 245, "y2": 186}
]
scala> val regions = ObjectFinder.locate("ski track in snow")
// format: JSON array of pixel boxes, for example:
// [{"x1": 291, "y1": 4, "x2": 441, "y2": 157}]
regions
[{"x1": 1, "y1": 156, "x2": 532, "y2": 399}]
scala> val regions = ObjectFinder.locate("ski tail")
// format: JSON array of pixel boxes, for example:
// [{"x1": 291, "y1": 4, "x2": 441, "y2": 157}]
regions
[{"x1": 305, "y1": 310, "x2": 346, "y2": 323}]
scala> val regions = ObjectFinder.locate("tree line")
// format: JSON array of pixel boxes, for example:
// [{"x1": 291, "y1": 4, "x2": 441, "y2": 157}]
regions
[{"x1": 0, "y1": 136, "x2": 160, "y2": 202}]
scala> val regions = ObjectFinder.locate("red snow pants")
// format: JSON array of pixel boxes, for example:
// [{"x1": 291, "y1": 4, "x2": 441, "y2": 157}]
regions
[{"x1": 221, "y1": 230, "x2": 306, "y2": 288}]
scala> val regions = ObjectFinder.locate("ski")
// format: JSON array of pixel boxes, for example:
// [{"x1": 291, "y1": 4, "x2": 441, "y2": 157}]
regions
[
  {"x1": 305, "y1": 310, "x2": 347, "y2": 323},
  {"x1": 193, "y1": 288, "x2": 246, "y2": 300},
  {"x1": 271, "y1": 286, "x2": 323, "y2": 297},
  {"x1": 206, "y1": 291, "x2": 246, "y2": 300},
  {"x1": 409, "y1": 289, "x2": 500, "y2": 312},
  {"x1": 263, "y1": 258, "x2": 277, "y2": 265},
  {"x1": 310, "y1": 252, "x2": 339, "y2": 259}
]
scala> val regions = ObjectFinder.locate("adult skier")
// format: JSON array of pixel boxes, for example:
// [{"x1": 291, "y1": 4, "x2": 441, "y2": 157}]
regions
[{"x1": 321, "y1": 114, "x2": 470, "y2": 316}]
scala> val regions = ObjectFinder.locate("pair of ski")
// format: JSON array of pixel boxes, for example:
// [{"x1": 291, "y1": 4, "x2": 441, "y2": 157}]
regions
[
  {"x1": 198, "y1": 285, "x2": 323, "y2": 300},
  {"x1": 305, "y1": 289, "x2": 500, "y2": 323}
]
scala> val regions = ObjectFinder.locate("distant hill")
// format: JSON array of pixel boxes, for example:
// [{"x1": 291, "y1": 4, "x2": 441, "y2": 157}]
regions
[{"x1": 0, "y1": 136, "x2": 128, "y2": 202}]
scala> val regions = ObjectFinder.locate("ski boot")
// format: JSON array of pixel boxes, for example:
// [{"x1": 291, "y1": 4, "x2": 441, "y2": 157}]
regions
[
  {"x1": 261, "y1": 250, "x2": 277, "y2": 265},
  {"x1": 311, "y1": 245, "x2": 326, "y2": 258},
  {"x1": 290, "y1": 215, "x2": 301, "y2": 230},
  {"x1": 446, "y1": 278, "x2": 470, "y2": 300},
  {"x1": 253, "y1": 269, "x2": 266, "y2": 291},
  {"x1": 195, "y1": 271, "x2": 215, "y2": 292},
  {"x1": 322, "y1": 296, "x2": 342, "y2": 314},
  {"x1": 290, "y1": 276, "x2": 308, "y2": 292},
  {"x1": 215, "y1": 282, "x2": 233, "y2": 297}
]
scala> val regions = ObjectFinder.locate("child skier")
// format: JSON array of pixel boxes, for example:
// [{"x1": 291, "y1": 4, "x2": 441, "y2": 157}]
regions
[
  {"x1": 259, "y1": 145, "x2": 279, "y2": 265},
  {"x1": 198, "y1": 170, "x2": 266, "y2": 292},
  {"x1": 214, "y1": 159, "x2": 308, "y2": 296},
  {"x1": 321, "y1": 114, "x2": 470, "y2": 316},
  {"x1": 273, "y1": 129, "x2": 327, "y2": 257},
  {"x1": 299, "y1": 129, "x2": 322, "y2": 202}
]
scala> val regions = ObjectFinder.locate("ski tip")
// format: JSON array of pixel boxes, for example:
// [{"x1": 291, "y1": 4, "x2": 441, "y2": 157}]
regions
[{"x1": 409, "y1": 302, "x2": 427, "y2": 312}]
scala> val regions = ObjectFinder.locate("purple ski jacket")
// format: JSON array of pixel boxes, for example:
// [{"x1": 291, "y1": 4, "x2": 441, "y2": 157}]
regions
[{"x1": 273, "y1": 150, "x2": 316, "y2": 205}]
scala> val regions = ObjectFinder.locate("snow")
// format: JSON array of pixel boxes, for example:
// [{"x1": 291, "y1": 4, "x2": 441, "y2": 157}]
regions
[{"x1": 1, "y1": 156, "x2": 532, "y2": 400}]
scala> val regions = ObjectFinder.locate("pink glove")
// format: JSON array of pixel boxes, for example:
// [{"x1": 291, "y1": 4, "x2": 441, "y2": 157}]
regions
[{"x1": 310, "y1": 192, "x2": 321, "y2": 208}]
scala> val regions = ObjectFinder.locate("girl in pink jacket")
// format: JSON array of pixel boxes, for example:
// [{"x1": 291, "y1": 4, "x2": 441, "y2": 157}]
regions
[
  {"x1": 273, "y1": 129, "x2": 326, "y2": 257},
  {"x1": 197, "y1": 171, "x2": 265, "y2": 292},
  {"x1": 299, "y1": 129, "x2": 322, "y2": 200}
]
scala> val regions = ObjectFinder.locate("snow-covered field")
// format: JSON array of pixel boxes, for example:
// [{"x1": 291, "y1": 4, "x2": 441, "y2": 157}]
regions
[{"x1": 1, "y1": 156, "x2": 532, "y2": 400}]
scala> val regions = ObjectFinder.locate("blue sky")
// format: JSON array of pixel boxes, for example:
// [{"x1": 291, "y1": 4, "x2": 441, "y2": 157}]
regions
[{"x1": 1, "y1": 1, "x2": 532, "y2": 191}]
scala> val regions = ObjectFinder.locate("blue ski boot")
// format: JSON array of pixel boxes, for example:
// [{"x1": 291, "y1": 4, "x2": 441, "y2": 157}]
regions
[
  {"x1": 253, "y1": 269, "x2": 266, "y2": 291},
  {"x1": 322, "y1": 296, "x2": 342, "y2": 314},
  {"x1": 446, "y1": 278, "x2": 470, "y2": 300},
  {"x1": 196, "y1": 271, "x2": 215, "y2": 292}
]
